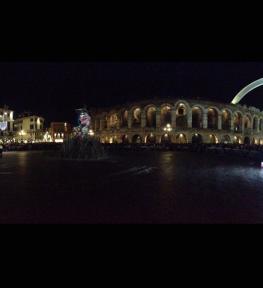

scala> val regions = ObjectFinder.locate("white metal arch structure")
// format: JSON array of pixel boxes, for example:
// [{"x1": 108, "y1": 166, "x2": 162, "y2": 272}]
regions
[{"x1": 231, "y1": 78, "x2": 263, "y2": 105}]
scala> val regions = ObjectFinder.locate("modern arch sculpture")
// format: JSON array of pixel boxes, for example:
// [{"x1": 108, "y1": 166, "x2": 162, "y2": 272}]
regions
[{"x1": 231, "y1": 78, "x2": 263, "y2": 105}]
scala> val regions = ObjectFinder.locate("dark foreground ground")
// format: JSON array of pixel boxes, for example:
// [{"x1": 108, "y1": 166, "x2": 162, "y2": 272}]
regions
[{"x1": 0, "y1": 150, "x2": 263, "y2": 223}]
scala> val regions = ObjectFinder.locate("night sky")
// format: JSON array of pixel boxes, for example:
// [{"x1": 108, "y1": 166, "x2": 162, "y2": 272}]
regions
[{"x1": 1, "y1": 62, "x2": 263, "y2": 126}]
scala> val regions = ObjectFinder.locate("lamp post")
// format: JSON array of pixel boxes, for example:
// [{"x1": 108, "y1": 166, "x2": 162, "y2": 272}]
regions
[
  {"x1": 163, "y1": 123, "x2": 172, "y2": 133},
  {"x1": 163, "y1": 123, "x2": 172, "y2": 143}
]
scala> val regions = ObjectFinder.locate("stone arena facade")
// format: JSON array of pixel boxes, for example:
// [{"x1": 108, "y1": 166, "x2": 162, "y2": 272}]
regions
[{"x1": 91, "y1": 99, "x2": 263, "y2": 145}]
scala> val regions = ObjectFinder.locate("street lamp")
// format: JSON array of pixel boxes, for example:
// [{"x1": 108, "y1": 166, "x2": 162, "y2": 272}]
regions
[{"x1": 163, "y1": 123, "x2": 172, "y2": 132}]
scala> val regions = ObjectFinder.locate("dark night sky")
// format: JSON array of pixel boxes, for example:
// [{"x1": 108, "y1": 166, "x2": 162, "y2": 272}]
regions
[{"x1": 1, "y1": 62, "x2": 263, "y2": 126}]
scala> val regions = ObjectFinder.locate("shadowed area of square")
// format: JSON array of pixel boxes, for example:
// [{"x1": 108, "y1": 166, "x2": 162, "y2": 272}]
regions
[{"x1": 1, "y1": 151, "x2": 263, "y2": 223}]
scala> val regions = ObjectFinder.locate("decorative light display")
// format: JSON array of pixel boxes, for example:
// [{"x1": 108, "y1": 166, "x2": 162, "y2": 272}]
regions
[
  {"x1": 0, "y1": 121, "x2": 7, "y2": 131},
  {"x1": 88, "y1": 129, "x2": 95, "y2": 136},
  {"x1": 18, "y1": 130, "x2": 26, "y2": 136},
  {"x1": 43, "y1": 131, "x2": 52, "y2": 142},
  {"x1": 75, "y1": 107, "x2": 92, "y2": 138},
  {"x1": 79, "y1": 112, "x2": 91, "y2": 127}
]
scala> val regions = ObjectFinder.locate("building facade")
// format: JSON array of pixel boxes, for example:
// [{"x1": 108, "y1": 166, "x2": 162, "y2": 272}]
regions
[
  {"x1": 50, "y1": 122, "x2": 72, "y2": 142},
  {"x1": 14, "y1": 113, "x2": 45, "y2": 142},
  {"x1": 91, "y1": 99, "x2": 263, "y2": 145}
]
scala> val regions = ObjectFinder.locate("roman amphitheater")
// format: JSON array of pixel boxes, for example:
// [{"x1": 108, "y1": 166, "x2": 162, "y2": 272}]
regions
[{"x1": 91, "y1": 98, "x2": 263, "y2": 145}]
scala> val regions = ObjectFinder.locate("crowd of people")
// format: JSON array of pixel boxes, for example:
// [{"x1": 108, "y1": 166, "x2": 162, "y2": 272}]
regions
[
  {"x1": 0, "y1": 142, "x2": 263, "y2": 158},
  {"x1": 0, "y1": 142, "x2": 62, "y2": 152},
  {"x1": 103, "y1": 142, "x2": 263, "y2": 153}
]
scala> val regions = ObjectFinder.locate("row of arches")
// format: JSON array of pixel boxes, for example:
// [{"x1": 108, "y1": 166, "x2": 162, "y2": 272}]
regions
[
  {"x1": 99, "y1": 102, "x2": 263, "y2": 132},
  {"x1": 129, "y1": 134, "x2": 216, "y2": 144},
  {"x1": 108, "y1": 134, "x2": 263, "y2": 145},
  {"x1": 108, "y1": 105, "x2": 174, "y2": 128}
]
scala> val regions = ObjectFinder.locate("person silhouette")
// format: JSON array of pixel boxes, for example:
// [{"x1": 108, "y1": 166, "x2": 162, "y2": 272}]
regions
[{"x1": 0, "y1": 144, "x2": 3, "y2": 158}]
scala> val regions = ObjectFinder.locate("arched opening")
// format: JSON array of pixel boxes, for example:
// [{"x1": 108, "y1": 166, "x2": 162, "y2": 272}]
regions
[
  {"x1": 233, "y1": 112, "x2": 243, "y2": 132},
  {"x1": 160, "y1": 106, "x2": 172, "y2": 127},
  {"x1": 103, "y1": 137, "x2": 108, "y2": 144},
  {"x1": 192, "y1": 107, "x2": 203, "y2": 129},
  {"x1": 161, "y1": 134, "x2": 171, "y2": 144},
  {"x1": 253, "y1": 117, "x2": 258, "y2": 131},
  {"x1": 222, "y1": 135, "x2": 231, "y2": 144},
  {"x1": 222, "y1": 109, "x2": 232, "y2": 130},
  {"x1": 97, "y1": 119, "x2": 101, "y2": 131},
  {"x1": 175, "y1": 133, "x2": 187, "y2": 144},
  {"x1": 132, "y1": 134, "x2": 142, "y2": 144},
  {"x1": 244, "y1": 115, "x2": 251, "y2": 130},
  {"x1": 109, "y1": 113, "x2": 119, "y2": 129},
  {"x1": 260, "y1": 139, "x2": 263, "y2": 145},
  {"x1": 176, "y1": 103, "x2": 188, "y2": 129},
  {"x1": 121, "y1": 110, "x2": 128, "y2": 128},
  {"x1": 132, "y1": 108, "x2": 141, "y2": 128},
  {"x1": 251, "y1": 138, "x2": 258, "y2": 145},
  {"x1": 112, "y1": 136, "x2": 118, "y2": 144},
  {"x1": 146, "y1": 106, "x2": 156, "y2": 127},
  {"x1": 94, "y1": 119, "x2": 99, "y2": 131},
  {"x1": 145, "y1": 134, "x2": 156, "y2": 144},
  {"x1": 192, "y1": 134, "x2": 203, "y2": 144},
  {"x1": 209, "y1": 134, "x2": 218, "y2": 144},
  {"x1": 233, "y1": 136, "x2": 242, "y2": 144},
  {"x1": 106, "y1": 116, "x2": 110, "y2": 129},
  {"x1": 121, "y1": 134, "x2": 129, "y2": 144},
  {"x1": 103, "y1": 116, "x2": 108, "y2": 129},
  {"x1": 260, "y1": 119, "x2": 263, "y2": 131},
  {"x1": 244, "y1": 136, "x2": 250, "y2": 145},
  {"x1": 207, "y1": 108, "x2": 218, "y2": 129}
]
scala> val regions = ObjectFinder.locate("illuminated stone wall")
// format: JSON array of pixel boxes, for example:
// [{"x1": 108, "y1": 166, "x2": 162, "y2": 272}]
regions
[
  {"x1": 91, "y1": 99, "x2": 263, "y2": 145},
  {"x1": 14, "y1": 115, "x2": 45, "y2": 142}
]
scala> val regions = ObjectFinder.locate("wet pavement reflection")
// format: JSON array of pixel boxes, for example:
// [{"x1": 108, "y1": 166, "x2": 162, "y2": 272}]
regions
[{"x1": 0, "y1": 151, "x2": 263, "y2": 223}]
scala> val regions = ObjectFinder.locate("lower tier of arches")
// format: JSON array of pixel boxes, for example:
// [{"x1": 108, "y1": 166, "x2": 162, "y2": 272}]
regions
[{"x1": 97, "y1": 131, "x2": 263, "y2": 145}]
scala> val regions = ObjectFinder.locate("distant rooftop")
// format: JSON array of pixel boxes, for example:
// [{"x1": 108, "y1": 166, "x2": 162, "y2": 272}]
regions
[{"x1": 17, "y1": 111, "x2": 44, "y2": 118}]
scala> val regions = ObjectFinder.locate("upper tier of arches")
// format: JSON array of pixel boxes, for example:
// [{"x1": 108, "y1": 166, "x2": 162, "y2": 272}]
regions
[{"x1": 92, "y1": 99, "x2": 263, "y2": 133}]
